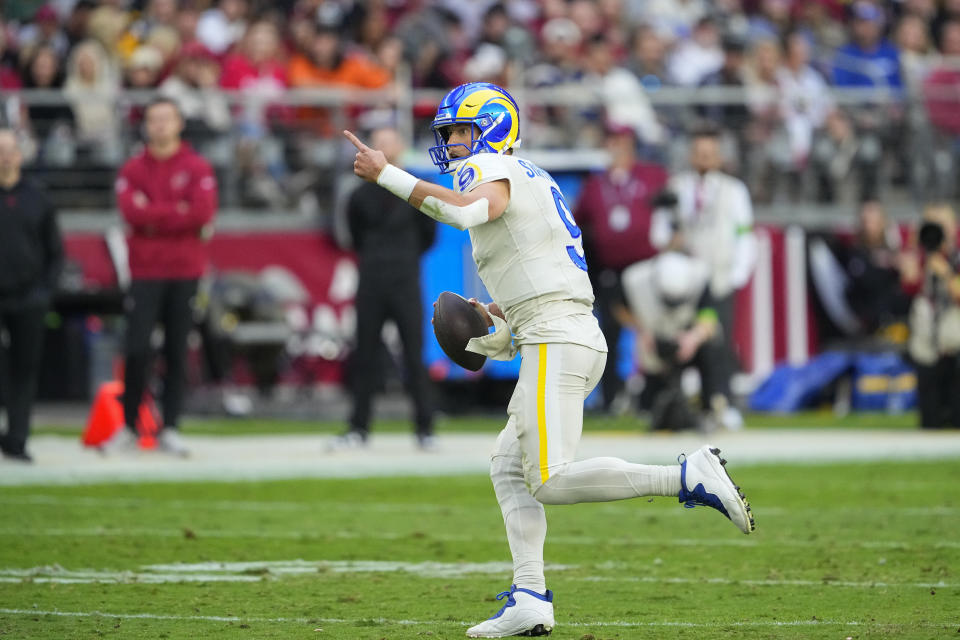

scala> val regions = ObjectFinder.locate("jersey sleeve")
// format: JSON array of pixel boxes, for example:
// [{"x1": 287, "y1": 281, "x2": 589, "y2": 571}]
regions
[{"x1": 452, "y1": 153, "x2": 511, "y2": 194}]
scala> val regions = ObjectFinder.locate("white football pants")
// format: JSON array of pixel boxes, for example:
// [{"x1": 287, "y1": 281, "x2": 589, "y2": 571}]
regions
[{"x1": 490, "y1": 342, "x2": 681, "y2": 592}]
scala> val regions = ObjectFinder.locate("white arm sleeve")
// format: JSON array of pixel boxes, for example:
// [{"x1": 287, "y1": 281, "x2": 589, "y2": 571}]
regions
[
  {"x1": 419, "y1": 195, "x2": 490, "y2": 231},
  {"x1": 728, "y1": 181, "x2": 757, "y2": 289}
]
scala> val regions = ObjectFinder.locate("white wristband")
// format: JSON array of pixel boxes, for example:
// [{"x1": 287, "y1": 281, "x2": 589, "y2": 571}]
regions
[{"x1": 376, "y1": 164, "x2": 419, "y2": 202}]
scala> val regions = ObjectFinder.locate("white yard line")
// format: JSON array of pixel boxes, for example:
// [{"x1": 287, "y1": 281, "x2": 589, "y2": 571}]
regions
[
  {"x1": 2, "y1": 429, "x2": 959, "y2": 486},
  {"x1": 0, "y1": 607, "x2": 953, "y2": 629},
  {"x1": 1, "y1": 560, "x2": 956, "y2": 589},
  {"x1": 583, "y1": 575, "x2": 959, "y2": 589},
  {"x1": 0, "y1": 560, "x2": 570, "y2": 583},
  {"x1": 2, "y1": 526, "x2": 958, "y2": 550},
  {"x1": 4, "y1": 494, "x2": 959, "y2": 518}
]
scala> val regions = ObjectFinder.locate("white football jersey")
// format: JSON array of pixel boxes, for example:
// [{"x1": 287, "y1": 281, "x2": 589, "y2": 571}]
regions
[{"x1": 453, "y1": 153, "x2": 605, "y2": 351}]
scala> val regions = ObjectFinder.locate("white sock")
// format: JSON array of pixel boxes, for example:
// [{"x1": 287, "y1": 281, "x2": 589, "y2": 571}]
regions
[
  {"x1": 533, "y1": 457, "x2": 681, "y2": 505},
  {"x1": 491, "y1": 447, "x2": 547, "y2": 594}
]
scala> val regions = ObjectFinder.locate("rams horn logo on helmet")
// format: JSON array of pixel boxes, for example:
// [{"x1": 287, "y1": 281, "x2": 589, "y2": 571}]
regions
[{"x1": 428, "y1": 82, "x2": 521, "y2": 174}]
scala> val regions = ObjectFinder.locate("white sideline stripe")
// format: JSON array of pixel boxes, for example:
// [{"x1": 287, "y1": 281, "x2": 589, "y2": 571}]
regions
[
  {"x1": 0, "y1": 608, "x2": 952, "y2": 630},
  {"x1": 584, "y1": 575, "x2": 959, "y2": 589},
  {"x1": 3, "y1": 561, "x2": 956, "y2": 589},
  {"x1": 0, "y1": 494, "x2": 463, "y2": 514},
  {"x1": 4, "y1": 494, "x2": 960, "y2": 518},
  {"x1": 2, "y1": 527, "x2": 959, "y2": 550},
  {"x1": 0, "y1": 560, "x2": 575, "y2": 584}
]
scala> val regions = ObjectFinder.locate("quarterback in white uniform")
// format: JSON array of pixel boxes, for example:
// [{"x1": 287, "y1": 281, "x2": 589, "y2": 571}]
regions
[{"x1": 344, "y1": 82, "x2": 754, "y2": 638}]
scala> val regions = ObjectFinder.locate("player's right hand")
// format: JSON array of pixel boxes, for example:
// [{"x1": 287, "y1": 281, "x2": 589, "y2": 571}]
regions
[{"x1": 343, "y1": 130, "x2": 387, "y2": 183}]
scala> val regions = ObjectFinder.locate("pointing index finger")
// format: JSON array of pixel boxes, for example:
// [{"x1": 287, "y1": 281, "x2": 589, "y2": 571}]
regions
[{"x1": 342, "y1": 130, "x2": 369, "y2": 151}]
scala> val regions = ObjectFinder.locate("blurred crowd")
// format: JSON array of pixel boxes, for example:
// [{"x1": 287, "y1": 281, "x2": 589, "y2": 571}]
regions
[{"x1": 2, "y1": 0, "x2": 960, "y2": 210}]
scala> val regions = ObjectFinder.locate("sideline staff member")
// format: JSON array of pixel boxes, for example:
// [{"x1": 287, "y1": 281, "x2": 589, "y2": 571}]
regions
[
  {"x1": 331, "y1": 127, "x2": 436, "y2": 450},
  {"x1": 0, "y1": 128, "x2": 64, "y2": 463},
  {"x1": 103, "y1": 98, "x2": 218, "y2": 456}
]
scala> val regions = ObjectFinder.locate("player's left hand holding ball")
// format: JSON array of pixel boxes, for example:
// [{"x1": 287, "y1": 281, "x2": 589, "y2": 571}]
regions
[{"x1": 343, "y1": 130, "x2": 387, "y2": 182}]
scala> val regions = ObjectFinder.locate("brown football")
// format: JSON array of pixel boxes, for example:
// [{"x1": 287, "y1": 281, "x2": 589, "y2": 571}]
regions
[{"x1": 433, "y1": 291, "x2": 488, "y2": 371}]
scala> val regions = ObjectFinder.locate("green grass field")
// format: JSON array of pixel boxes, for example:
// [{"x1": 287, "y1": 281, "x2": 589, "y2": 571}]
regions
[{"x1": 2, "y1": 445, "x2": 959, "y2": 639}]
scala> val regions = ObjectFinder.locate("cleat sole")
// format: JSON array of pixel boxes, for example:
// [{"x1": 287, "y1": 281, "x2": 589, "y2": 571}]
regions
[
  {"x1": 711, "y1": 447, "x2": 756, "y2": 533},
  {"x1": 519, "y1": 624, "x2": 551, "y2": 637}
]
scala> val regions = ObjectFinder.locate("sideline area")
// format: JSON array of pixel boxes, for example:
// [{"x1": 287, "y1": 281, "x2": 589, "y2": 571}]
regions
[{"x1": 2, "y1": 428, "x2": 959, "y2": 486}]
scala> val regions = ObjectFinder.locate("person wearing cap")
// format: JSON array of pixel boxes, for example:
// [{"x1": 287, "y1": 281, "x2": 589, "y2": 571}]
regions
[
  {"x1": 832, "y1": 1, "x2": 902, "y2": 89},
  {"x1": 574, "y1": 122, "x2": 668, "y2": 413},
  {"x1": 101, "y1": 97, "x2": 219, "y2": 457},
  {"x1": 159, "y1": 42, "x2": 230, "y2": 154},
  {"x1": 616, "y1": 251, "x2": 722, "y2": 431}
]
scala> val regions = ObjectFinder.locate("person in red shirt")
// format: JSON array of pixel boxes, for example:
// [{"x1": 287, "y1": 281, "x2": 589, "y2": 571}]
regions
[
  {"x1": 573, "y1": 123, "x2": 668, "y2": 413},
  {"x1": 103, "y1": 97, "x2": 218, "y2": 457}
]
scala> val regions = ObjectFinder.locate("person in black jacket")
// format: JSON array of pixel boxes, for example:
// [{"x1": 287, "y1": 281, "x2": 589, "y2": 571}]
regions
[
  {"x1": 0, "y1": 128, "x2": 64, "y2": 462},
  {"x1": 331, "y1": 127, "x2": 437, "y2": 450}
]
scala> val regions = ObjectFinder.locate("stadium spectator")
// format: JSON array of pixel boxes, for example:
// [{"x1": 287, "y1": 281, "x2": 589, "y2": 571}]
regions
[
  {"x1": 833, "y1": 1, "x2": 902, "y2": 90},
  {"x1": 634, "y1": 0, "x2": 709, "y2": 40},
  {"x1": 923, "y1": 20, "x2": 960, "y2": 200},
  {"x1": 220, "y1": 19, "x2": 290, "y2": 207},
  {"x1": 746, "y1": 0, "x2": 792, "y2": 42},
  {"x1": 119, "y1": 0, "x2": 179, "y2": 56},
  {"x1": 777, "y1": 30, "x2": 833, "y2": 199},
  {"x1": 17, "y1": 4, "x2": 70, "y2": 60},
  {"x1": 159, "y1": 42, "x2": 231, "y2": 159},
  {"x1": 477, "y1": 2, "x2": 535, "y2": 65},
  {"x1": 618, "y1": 252, "x2": 724, "y2": 431},
  {"x1": 0, "y1": 21, "x2": 20, "y2": 90},
  {"x1": 574, "y1": 123, "x2": 668, "y2": 413},
  {"x1": 667, "y1": 16, "x2": 724, "y2": 87},
  {"x1": 843, "y1": 201, "x2": 914, "y2": 336},
  {"x1": 908, "y1": 203, "x2": 960, "y2": 429},
  {"x1": 792, "y1": 0, "x2": 848, "y2": 74},
  {"x1": 123, "y1": 45, "x2": 164, "y2": 90},
  {"x1": 0, "y1": 128, "x2": 64, "y2": 463},
  {"x1": 63, "y1": 1, "x2": 98, "y2": 51},
  {"x1": 895, "y1": 13, "x2": 937, "y2": 202},
  {"x1": 64, "y1": 39, "x2": 122, "y2": 165},
  {"x1": 583, "y1": 35, "x2": 664, "y2": 152},
  {"x1": 651, "y1": 124, "x2": 756, "y2": 430},
  {"x1": 743, "y1": 37, "x2": 784, "y2": 201},
  {"x1": 288, "y1": 24, "x2": 390, "y2": 91},
  {"x1": 809, "y1": 107, "x2": 881, "y2": 203},
  {"x1": 525, "y1": 17, "x2": 585, "y2": 148},
  {"x1": 331, "y1": 127, "x2": 436, "y2": 451},
  {"x1": 21, "y1": 43, "x2": 74, "y2": 166},
  {"x1": 196, "y1": 0, "x2": 248, "y2": 56},
  {"x1": 85, "y1": 5, "x2": 132, "y2": 65},
  {"x1": 698, "y1": 32, "x2": 751, "y2": 171},
  {"x1": 628, "y1": 23, "x2": 671, "y2": 92},
  {"x1": 103, "y1": 97, "x2": 218, "y2": 457},
  {"x1": 174, "y1": 3, "x2": 202, "y2": 50}
]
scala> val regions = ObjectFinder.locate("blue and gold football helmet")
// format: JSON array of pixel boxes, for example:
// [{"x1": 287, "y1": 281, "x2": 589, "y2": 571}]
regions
[{"x1": 428, "y1": 82, "x2": 521, "y2": 173}]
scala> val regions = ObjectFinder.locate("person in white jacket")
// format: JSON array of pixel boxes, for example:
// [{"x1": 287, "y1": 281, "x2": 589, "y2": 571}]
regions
[{"x1": 650, "y1": 124, "x2": 757, "y2": 429}]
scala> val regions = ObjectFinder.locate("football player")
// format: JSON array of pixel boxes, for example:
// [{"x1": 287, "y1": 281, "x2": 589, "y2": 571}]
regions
[{"x1": 344, "y1": 82, "x2": 755, "y2": 638}]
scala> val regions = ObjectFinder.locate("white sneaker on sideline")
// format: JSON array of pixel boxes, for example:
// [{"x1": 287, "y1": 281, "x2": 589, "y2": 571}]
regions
[
  {"x1": 325, "y1": 430, "x2": 368, "y2": 453},
  {"x1": 416, "y1": 434, "x2": 438, "y2": 452},
  {"x1": 679, "y1": 445, "x2": 755, "y2": 534},
  {"x1": 157, "y1": 429, "x2": 190, "y2": 457},
  {"x1": 100, "y1": 427, "x2": 139, "y2": 455},
  {"x1": 720, "y1": 406, "x2": 745, "y2": 431},
  {"x1": 466, "y1": 585, "x2": 554, "y2": 638}
]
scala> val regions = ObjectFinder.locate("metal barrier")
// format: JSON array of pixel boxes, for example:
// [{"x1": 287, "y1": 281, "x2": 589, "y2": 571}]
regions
[{"x1": 4, "y1": 81, "x2": 958, "y2": 228}]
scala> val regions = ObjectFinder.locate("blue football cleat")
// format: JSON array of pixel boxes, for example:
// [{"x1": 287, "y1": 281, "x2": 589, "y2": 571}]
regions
[
  {"x1": 679, "y1": 445, "x2": 755, "y2": 534},
  {"x1": 466, "y1": 585, "x2": 554, "y2": 637}
]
